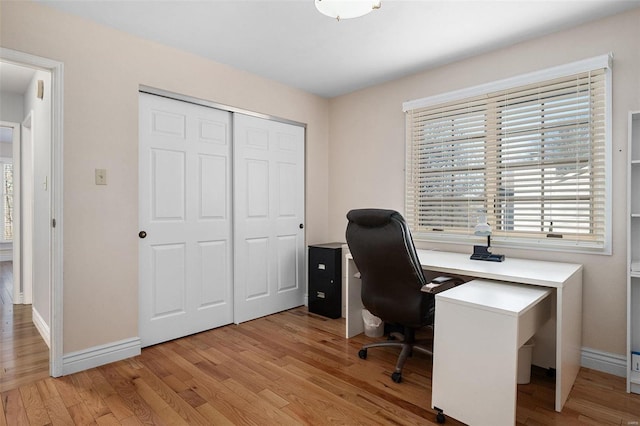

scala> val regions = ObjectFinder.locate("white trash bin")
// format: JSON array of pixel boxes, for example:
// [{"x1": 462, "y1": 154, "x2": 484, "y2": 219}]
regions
[
  {"x1": 517, "y1": 338, "x2": 535, "y2": 384},
  {"x1": 362, "y1": 309, "x2": 384, "y2": 337}
]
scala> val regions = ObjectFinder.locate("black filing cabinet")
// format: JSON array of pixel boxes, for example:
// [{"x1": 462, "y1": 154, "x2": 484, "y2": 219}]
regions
[{"x1": 308, "y1": 243, "x2": 343, "y2": 319}]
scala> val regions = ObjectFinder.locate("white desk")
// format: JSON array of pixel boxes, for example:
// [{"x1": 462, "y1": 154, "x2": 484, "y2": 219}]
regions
[
  {"x1": 343, "y1": 249, "x2": 583, "y2": 413},
  {"x1": 432, "y1": 279, "x2": 552, "y2": 426}
]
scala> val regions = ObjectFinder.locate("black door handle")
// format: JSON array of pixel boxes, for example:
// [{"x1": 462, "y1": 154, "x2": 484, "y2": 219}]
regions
[
  {"x1": 139, "y1": 231, "x2": 147, "y2": 239},
  {"x1": 299, "y1": 224, "x2": 304, "y2": 229}
]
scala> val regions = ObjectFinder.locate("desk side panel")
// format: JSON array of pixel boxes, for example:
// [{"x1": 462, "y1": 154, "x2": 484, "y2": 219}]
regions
[
  {"x1": 345, "y1": 256, "x2": 364, "y2": 338},
  {"x1": 532, "y1": 291, "x2": 557, "y2": 370},
  {"x1": 433, "y1": 298, "x2": 518, "y2": 426},
  {"x1": 342, "y1": 244, "x2": 349, "y2": 318},
  {"x1": 557, "y1": 269, "x2": 583, "y2": 411}
]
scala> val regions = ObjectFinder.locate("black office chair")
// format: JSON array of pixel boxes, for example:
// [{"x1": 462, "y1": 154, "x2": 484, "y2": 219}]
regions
[{"x1": 345, "y1": 208, "x2": 461, "y2": 383}]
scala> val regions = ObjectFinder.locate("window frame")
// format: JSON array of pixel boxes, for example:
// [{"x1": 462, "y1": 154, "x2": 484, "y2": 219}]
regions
[{"x1": 403, "y1": 54, "x2": 612, "y2": 254}]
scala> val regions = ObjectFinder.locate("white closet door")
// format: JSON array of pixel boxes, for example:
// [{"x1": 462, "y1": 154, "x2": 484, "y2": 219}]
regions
[
  {"x1": 233, "y1": 114, "x2": 305, "y2": 324},
  {"x1": 139, "y1": 93, "x2": 233, "y2": 347}
]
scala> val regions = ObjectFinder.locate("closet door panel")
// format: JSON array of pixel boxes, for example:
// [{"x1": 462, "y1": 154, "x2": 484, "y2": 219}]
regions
[
  {"x1": 139, "y1": 93, "x2": 233, "y2": 347},
  {"x1": 234, "y1": 114, "x2": 305, "y2": 323}
]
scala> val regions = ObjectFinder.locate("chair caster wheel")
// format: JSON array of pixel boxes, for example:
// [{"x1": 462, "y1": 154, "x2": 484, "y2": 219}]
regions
[
  {"x1": 436, "y1": 412, "x2": 445, "y2": 423},
  {"x1": 391, "y1": 372, "x2": 402, "y2": 383},
  {"x1": 358, "y1": 349, "x2": 367, "y2": 359}
]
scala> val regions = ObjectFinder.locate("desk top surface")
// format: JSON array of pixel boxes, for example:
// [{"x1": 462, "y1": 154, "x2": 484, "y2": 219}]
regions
[
  {"x1": 436, "y1": 279, "x2": 552, "y2": 316},
  {"x1": 417, "y1": 250, "x2": 582, "y2": 288}
]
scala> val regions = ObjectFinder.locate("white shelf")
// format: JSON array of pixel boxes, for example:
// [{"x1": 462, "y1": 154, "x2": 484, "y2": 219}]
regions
[{"x1": 628, "y1": 111, "x2": 640, "y2": 394}]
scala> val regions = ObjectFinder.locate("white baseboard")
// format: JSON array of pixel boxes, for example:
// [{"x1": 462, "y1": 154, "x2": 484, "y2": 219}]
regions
[
  {"x1": 32, "y1": 307, "x2": 50, "y2": 348},
  {"x1": 581, "y1": 347, "x2": 626, "y2": 378},
  {"x1": 62, "y1": 337, "x2": 141, "y2": 376}
]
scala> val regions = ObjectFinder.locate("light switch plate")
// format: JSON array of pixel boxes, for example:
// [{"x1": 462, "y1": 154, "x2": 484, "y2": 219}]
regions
[{"x1": 95, "y1": 169, "x2": 107, "y2": 185}]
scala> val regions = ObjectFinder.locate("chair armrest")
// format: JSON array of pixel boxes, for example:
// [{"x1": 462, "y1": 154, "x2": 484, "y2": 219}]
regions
[{"x1": 421, "y1": 276, "x2": 461, "y2": 294}]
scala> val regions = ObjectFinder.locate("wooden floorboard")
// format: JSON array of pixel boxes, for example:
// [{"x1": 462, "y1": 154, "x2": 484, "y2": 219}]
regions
[
  {"x1": 2, "y1": 306, "x2": 639, "y2": 424},
  {"x1": 0, "y1": 261, "x2": 50, "y2": 394}
]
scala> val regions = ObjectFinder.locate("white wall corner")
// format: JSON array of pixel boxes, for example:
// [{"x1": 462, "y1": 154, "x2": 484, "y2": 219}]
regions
[
  {"x1": 62, "y1": 337, "x2": 141, "y2": 376},
  {"x1": 32, "y1": 306, "x2": 50, "y2": 348},
  {"x1": 581, "y1": 347, "x2": 626, "y2": 378}
]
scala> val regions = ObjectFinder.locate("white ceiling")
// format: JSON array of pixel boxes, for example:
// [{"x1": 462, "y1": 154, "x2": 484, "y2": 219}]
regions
[
  {"x1": 0, "y1": 62, "x2": 36, "y2": 95},
  {"x1": 28, "y1": 1, "x2": 640, "y2": 98}
]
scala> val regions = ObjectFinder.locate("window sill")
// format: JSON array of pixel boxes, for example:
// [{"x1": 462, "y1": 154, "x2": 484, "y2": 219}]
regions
[{"x1": 413, "y1": 233, "x2": 611, "y2": 256}]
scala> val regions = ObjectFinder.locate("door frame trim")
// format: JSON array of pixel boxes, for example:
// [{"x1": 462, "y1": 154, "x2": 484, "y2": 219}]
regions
[
  {"x1": 0, "y1": 121, "x2": 22, "y2": 302},
  {"x1": 0, "y1": 47, "x2": 64, "y2": 377},
  {"x1": 139, "y1": 85, "x2": 307, "y2": 129}
]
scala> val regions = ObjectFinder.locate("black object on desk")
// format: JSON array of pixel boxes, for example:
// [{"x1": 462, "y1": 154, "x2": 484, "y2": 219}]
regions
[
  {"x1": 470, "y1": 245, "x2": 505, "y2": 262},
  {"x1": 308, "y1": 243, "x2": 343, "y2": 319}
]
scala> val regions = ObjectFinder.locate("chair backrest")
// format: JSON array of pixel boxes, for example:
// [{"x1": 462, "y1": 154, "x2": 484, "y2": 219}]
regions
[{"x1": 345, "y1": 209, "x2": 433, "y2": 328}]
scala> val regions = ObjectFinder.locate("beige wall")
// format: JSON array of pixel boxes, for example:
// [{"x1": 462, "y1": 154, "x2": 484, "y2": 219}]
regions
[
  {"x1": 2, "y1": 1, "x2": 638, "y2": 361},
  {"x1": 0, "y1": 1, "x2": 330, "y2": 353},
  {"x1": 328, "y1": 9, "x2": 640, "y2": 356}
]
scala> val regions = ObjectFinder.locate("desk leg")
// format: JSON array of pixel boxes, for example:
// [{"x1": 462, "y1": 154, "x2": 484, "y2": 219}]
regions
[
  {"x1": 556, "y1": 272, "x2": 583, "y2": 411},
  {"x1": 345, "y1": 258, "x2": 364, "y2": 338}
]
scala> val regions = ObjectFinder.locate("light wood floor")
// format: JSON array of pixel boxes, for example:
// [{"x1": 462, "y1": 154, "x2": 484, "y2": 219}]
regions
[
  {"x1": 0, "y1": 262, "x2": 50, "y2": 394},
  {"x1": 1, "y1": 306, "x2": 639, "y2": 425}
]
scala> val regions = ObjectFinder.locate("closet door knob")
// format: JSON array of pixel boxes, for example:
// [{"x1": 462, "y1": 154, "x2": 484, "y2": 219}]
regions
[
  {"x1": 299, "y1": 224, "x2": 304, "y2": 229},
  {"x1": 139, "y1": 231, "x2": 147, "y2": 239}
]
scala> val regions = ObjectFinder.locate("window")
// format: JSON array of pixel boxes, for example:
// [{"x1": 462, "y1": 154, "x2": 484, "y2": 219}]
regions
[
  {"x1": 403, "y1": 55, "x2": 611, "y2": 253},
  {"x1": 3, "y1": 162, "x2": 12, "y2": 241}
]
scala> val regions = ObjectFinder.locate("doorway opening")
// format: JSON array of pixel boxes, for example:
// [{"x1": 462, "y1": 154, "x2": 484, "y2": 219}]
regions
[
  {"x1": 0, "y1": 117, "x2": 49, "y2": 390},
  {"x1": 0, "y1": 48, "x2": 64, "y2": 382}
]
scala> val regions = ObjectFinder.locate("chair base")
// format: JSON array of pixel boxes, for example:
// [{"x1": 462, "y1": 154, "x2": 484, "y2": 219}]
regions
[{"x1": 358, "y1": 327, "x2": 432, "y2": 383}]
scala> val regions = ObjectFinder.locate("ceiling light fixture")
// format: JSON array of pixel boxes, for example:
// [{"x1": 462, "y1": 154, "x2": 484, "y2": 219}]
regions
[{"x1": 315, "y1": 0, "x2": 381, "y2": 21}]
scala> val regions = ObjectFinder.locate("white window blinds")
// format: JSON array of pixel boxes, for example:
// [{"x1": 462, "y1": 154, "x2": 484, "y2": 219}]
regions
[{"x1": 404, "y1": 56, "x2": 611, "y2": 252}]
